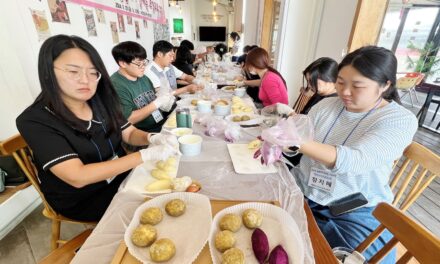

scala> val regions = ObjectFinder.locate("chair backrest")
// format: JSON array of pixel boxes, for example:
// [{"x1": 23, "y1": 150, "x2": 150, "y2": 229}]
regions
[
  {"x1": 292, "y1": 87, "x2": 314, "y2": 114},
  {"x1": 396, "y1": 77, "x2": 419, "y2": 90},
  {"x1": 389, "y1": 141, "x2": 440, "y2": 211},
  {"x1": 405, "y1": 72, "x2": 425, "y2": 85},
  {"x1": 361, "y1": 202, "x2": 440, "y2": 263},
  {"x1": 0, "y1": 134, "x2": 57, "y2": 214}
]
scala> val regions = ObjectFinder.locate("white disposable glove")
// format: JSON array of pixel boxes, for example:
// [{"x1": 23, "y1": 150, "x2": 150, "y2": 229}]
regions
[
  {"x1": 148, "y1": 133, "x2": 179, "y2": 149},
  {"x1": 276, "y1": 103, "x2": 294, "y2": 116},
  {"x1": 140, "y1": 145, "x2": 179, "y2": 162},
  {"x1": 159, "y1": 94, "x2": 175, "y2": 112},
  {"x1": 235, "y1": 81, "x2": 245, "y2": 87},
  {"x1": 152, "y1": 94, "x2": 170, "y2": 109}
]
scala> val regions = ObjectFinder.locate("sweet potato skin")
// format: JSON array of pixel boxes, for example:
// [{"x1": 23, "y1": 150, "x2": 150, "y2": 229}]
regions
[
  {"x1": 251, "y1": 228, "x2": 269, "y2": 264},
  {"x1": 268, "y1": 245, "x2": 289, "y2": 264}
]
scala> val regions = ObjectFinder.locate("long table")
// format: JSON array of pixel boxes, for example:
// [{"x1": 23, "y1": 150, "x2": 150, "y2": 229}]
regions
[{"x1": 71, "y1": 95, "x2": 337, "y2": 264}]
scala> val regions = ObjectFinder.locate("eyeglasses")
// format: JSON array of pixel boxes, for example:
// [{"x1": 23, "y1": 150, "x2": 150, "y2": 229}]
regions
[
  {"x1": 54, "y1": 66, "x2": 102, "y2": 82},
  {"x1": 130, "y1": 59, "x2": 149, "y2": 68}
]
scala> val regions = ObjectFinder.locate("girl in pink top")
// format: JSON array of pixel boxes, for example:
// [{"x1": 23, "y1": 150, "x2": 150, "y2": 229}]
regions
[{"x1": 245, "y1": 48, "x2": 288, "y2": 106}]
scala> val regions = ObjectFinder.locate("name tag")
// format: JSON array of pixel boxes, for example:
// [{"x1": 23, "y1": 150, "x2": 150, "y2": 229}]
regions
[
  {"x1": 152, "y1": 110, "x2": 164, "y2": 123},
  {"x1": 308, "y1": 167, "x2": 336, "y2": 193},
  {"x1": 106, "y1": 155, "x2": 119, "y2": 184}
]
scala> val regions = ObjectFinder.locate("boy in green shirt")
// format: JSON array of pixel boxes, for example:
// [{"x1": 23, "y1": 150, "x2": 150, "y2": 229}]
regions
[{"x1": 111, "y1": 41, "x2": 174, "y2": 132}]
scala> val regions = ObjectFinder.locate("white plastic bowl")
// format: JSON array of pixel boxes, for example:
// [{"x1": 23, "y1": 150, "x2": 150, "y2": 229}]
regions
[
  {"x1": 178, "y1": 135, "x2": 203, "y2": 156},
  {"x1": 197, "y1": 100, "x2": 212, "y2": 113},
  {"x1": 234, "y1": 87, "x2": 246, "y2": 97},
  {"x1": 171, "y1": 127, "x2": 193, "y2": 137}
]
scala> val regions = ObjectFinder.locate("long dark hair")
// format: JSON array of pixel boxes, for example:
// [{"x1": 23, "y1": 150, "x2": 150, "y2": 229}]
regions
[
  {"x1": 175, "y1": 46, "x2": 193, "y2": 64},
  {"x1": 245, "y1": 47, "x2": 287, "y2": 87},
  {"x1": 303, "y1": 57, "x2": 338, "y2": 93},
  {"x1": 339, "y1": 46, "x2": 401, "y2": 103},
  {"x1": 35, "y1": 34, "x2": 125, "y2": 135}
]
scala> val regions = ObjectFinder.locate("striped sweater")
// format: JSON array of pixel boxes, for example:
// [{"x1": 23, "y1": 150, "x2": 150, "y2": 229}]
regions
[{"x1": 294, "y1": 97, "x2": 418, "y2": 206}]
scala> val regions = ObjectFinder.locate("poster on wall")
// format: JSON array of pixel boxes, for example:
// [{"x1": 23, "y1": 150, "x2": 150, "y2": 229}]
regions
[
  {"x1": 135, "y1": 21, "x2": 140, "y2": 39},
  {"x1": 95, "y1": 8, "x2": 105, "y2": 24},
  {"x1": 127, "y1": 15, "x2": 133, "y2": 25},
  {"x1": 173, "y1": 18, "x2": 183, "y2": 33},
  {"x1": 117, "y1": 13, "x2": 126, "y2": 32},
  {"x1": 30, "y1": 9, "x2": 51, "y2": 41},
  {"x1": 48, "y1": 0, "x2": 70, "y2": 23},
  {"x1": 153, "y1": 20, "x2": 170, "y2": 42},
  {"x1": 143, "y1": 19, "x2": 148, "y2": 28},
  {"x1": 110, "y1": 22, "x2": 119, "y2": 43},
  {"x1": 67, "y1": 0, "x2": 166, "y2": 24},
  {"x1": 83, "y1": 9, "x2": 97, "y2": 37}
]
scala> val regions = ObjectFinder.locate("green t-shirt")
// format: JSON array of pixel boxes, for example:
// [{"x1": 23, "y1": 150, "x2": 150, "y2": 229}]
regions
[{"x1": 111, "y1": 72, "x2": 164, "y2": 132}]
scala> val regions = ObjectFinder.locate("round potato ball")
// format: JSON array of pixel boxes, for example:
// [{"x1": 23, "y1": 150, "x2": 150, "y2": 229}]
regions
[
  {"x1": 131, "y1": 224, "x2": 157, "y2": 247},
  {"x1": 221, "y1": 247, "x2": 244, "y2": 264},
  {"x1": 241, "y1": 115, "x2": 251, "y2": 121},
  {"x1": 215, "y1": 230, "x2": 236, "y2": 253},
  {"x1": 165, "y1": 199, "x2": 186, "y2": 217},
  {"x1": 140, "y1": 207, "x2": 163, "y2": 225},
  {"x1": 219, "y1": 213, "x2": 242, "y2": 232},
  {"x1": 149, "y1": 238, "x2": 176, "y2": 262},
  {"x1": 242, "y1": 209, "x2": 263, "y2": 229},
  {"x1": 232, "y1": 116, "x2": 242, "y2": 122}
]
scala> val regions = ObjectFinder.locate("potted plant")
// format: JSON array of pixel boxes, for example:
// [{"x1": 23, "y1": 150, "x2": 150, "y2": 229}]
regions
[{"x1": 406, "y1": 40, "x2": 440, "y2": 80}]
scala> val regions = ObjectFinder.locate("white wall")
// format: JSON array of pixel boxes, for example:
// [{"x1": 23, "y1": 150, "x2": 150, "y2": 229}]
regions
[
  {"x1": 167, "y1": 0, "x2": 193, "y2": 44},
  {"x1": 313, "y1": 0, "x2": 358, "y2": 61},
  {"x1": 0, "y1": 0, "x2": 170, "y2": 140},
  {"x1": 242, "y1": 0, "x2": 262, "y2": 46}
]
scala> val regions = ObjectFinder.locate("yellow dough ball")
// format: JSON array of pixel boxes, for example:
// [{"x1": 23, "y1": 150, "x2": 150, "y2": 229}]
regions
[
  {"x1": 221, "y1": 248, "x2": 244, "y2": 264},
  {"x1": 232, "y1": 116, "x2": 242, "y2": 122},
  {"x1": 242, "y1": 209, "x2": 263, "y2": 229},
  {"x1": 240, "y1": 115, "x2": 251, "y2": 121},
  {"x1": 165, "y1": 157, "x2": 177, "y2": 167},
  {"x1": 131, "y1": 224, "x2": 157, "y2": 247},
  {"x1": 215, "y1": 230, "x2": 236, "y2": 252},
  {"x1": 155, "y1": 161, "x2": 166, "y2": 170},
  {"x1": 219, "y1": 214, "x2": 242, "y2": 232},
  {"x1": 191, "y1": 99, "x2": 198, "y2": 106},
  {"x1": 151, "y1": 169, "x2": 170, "y2": 180},
  {"x1": 149, "y1": 238, "x2": 176, "y2": 262},
  {"x1": 140, "y1": 207, "x2": 163, "y2": 225},
  {"x1": 165, "y1": 199, "x2": 186, "y2": 217},
  {"x1": 163, "y1": 164, "x2": 177, "y2": 175}
]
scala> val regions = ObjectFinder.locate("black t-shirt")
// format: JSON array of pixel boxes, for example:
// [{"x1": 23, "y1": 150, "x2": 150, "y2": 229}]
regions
[
  {"x1": 300, "y1": 93, "x2": 338, "y2": 115},
  {"x1": 244, "y1": 70, "x2": 262, "y2": 103},
  {"x1": 16, "y1": 100, "x2": 131, "y2": 221},
  {"x1": 172, "y1": 61, "x2": 194, "y2": 76}
]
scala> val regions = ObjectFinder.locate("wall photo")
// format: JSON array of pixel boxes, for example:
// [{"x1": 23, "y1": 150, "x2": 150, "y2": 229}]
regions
[
  {"x1": 30, "y1": 9, "x2": 51, "y2": 41},
  {"x1": 173, "y1": 18, "x2": 183, "y2": 33},
  {"x1": 48, "y1": 0, "x2": 70, "y2": 23}
]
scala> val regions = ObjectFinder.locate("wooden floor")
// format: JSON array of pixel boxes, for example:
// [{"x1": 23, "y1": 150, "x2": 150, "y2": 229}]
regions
[{"x1": 400, "y1": 92, "x2": 440, "y2": 238}]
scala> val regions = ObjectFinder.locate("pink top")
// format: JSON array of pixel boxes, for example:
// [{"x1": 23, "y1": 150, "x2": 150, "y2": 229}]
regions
[{"x1": 259, "y1": 71, "x2": 289, "y2": 107}]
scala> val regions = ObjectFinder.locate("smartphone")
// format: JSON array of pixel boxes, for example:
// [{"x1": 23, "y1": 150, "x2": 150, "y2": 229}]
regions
[{"x1": 329, "y1": 192, "x2": 368, "y2": 216}]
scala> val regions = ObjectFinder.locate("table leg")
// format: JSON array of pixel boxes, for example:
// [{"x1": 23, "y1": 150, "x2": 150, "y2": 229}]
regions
[{"x1": 417, "y1": 91, "x2": 434, "y2": 127}]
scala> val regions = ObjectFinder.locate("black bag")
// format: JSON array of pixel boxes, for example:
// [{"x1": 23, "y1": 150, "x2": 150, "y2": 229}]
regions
[{"x1": 0, "y1": 156, "x2": 28, "y2": 185}]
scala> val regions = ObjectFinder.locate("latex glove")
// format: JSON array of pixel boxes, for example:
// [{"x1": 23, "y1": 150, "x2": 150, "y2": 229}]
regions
[
  {"x1": 159, "y1": 94, "x2": 175, "y2": 112},
  {"x1": 140, "y1": 145, "x2": 179, "y2": 162},
  {"x1": 148, "y1": 133, "x2": 179, "y2": 149},
  {"x1": 153, "y1": 94, "x2": 171, "y2": 109},
  {"x1": 276, "y1": 103, "x2": 294, "y2": 116}
]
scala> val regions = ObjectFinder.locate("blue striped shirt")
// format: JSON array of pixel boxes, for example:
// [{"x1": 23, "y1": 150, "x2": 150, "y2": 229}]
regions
[{"x1": 294, "y1": 97, "x2": 418, "y2": 206}]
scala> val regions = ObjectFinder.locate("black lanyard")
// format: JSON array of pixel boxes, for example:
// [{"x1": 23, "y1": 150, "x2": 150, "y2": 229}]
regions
[{"x1": 322, "y1": 98, "x2": 382, "y2": 145}]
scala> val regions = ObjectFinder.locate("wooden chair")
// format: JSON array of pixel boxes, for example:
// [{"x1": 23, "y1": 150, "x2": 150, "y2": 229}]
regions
[
  {"x1": 0, "y1": 134, "x2": 95, "y2": 251},
  {"x1": 356, "y1": 142, "x2": 440, "y2": 260},
  {"x1": 357, "y1": 202, "x2": 440, "y2": 263},
  {"x1": 292, "y1": 87, "x2": 314, "y2": 114}
]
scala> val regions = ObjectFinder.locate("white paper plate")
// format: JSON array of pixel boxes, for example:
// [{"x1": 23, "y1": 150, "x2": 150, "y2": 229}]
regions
[
  {"x1": 122, "y1": 156, "x2": 180, "y2": 195},
  {"x1": 225, "y1": 114, "x2": 264, "y2": 126},
  {"x1": 209, "y1": 202, "x2": 304, "y2": 264},
  {"x1": 125, "y1": 192, "x2": 212, "y2": 264},
  {"x1": 227, "y1": 144, "x2": 277, "y2": 174}
]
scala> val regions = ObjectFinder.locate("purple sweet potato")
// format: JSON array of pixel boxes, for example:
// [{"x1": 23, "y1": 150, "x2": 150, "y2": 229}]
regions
[
  {"x1": 251, "y1": 228, "x2": 269, "y2": 264},
  {"x1": 268, "y1": 245, "x2": 289, "y2": 264}
]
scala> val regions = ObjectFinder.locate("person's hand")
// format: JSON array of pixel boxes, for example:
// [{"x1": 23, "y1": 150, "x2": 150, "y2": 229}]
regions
[
  {"x1": 276, "y1": 103, "x2": 294, "y2": 116},
  {"x1": 235, "y1": 81, "x2": 245, "y2": 87},
  {"x1": 148, "y1": 133, "x2": 179, "y2": 149},
  {"x1": 140, "y1": 145, "x2": 179, "y2": 162},
  {"x1": 159, "y1": 95, "x2": 175, "y2": 112},
  {"x1": 152, "y1": 94, "x2": 171, "y2": 109},
  {"x1": 234, "y1": 75, "x2": 244, "y2": 81},
  {"x1": 186, "y1": 84, "x2": 200, "y2": 93}
]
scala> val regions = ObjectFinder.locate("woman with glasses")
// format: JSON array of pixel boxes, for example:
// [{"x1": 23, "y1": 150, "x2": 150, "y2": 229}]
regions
[
  {"x1": 111, "y1": 41, "x2": 174, "y2": 133},
  {"x1": 16, "y1": 35, "x2": 178, "y2": 222}
]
